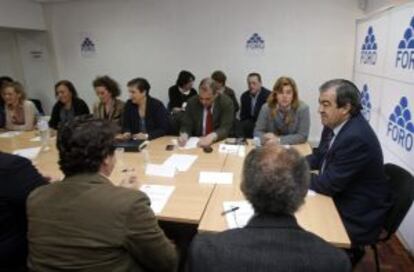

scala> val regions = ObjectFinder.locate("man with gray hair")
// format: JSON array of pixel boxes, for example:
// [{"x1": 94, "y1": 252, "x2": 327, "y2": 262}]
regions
[
  {"x1": 178, "y1": 77, "x2": 234, "y2": 147},
  {"x1": 187, "y1": 145, "x2": 351, "y2": 271}
]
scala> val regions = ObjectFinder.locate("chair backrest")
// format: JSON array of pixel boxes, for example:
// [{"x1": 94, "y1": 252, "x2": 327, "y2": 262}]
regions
[
  {"x1": 29, "y1": 98, "x2": 45, "y2": 115},
  {"x1": 383, "y1": 163, "x2": 414, "y2": 239}
]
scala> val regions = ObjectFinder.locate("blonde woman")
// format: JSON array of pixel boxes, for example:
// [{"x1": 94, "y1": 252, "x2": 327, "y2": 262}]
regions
[
  {"x1": 1, "y1": 82, "x2": 37, "y2": 131},
  {"x1": 254, "y1": 76, "x2": 310, "y2": 145}
]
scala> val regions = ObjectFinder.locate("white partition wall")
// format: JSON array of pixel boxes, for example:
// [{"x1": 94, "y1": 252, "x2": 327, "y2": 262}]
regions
[{"x1": 354, "y1": 2, "x2": 414, "y2": 253}]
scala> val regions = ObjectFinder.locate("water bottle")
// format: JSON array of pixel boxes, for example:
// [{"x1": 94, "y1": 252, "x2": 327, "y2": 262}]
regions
[{"x1": 37, "y1": 117, "x2": 50, "y2": 151}]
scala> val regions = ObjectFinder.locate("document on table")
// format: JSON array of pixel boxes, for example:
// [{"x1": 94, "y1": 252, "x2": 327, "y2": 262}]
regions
[
  {"x1": 180, "y1": 137, "x2": 199, "y2": 149},
  {"x1": 145, "y1": 163, "x2": 176, "y2": 178},
  {"x1": 0, "y1": 131, "x2": 22, "y2": 138},
  {"x1": 199, "y1": 171, "x2": 233, "y2": 184},
  {"x1": 307, "y1": 190, "x2": 317, "y2": 197},
  {"x1": 223, "y1": 201, "x2": 254, "y2": 229},
  {"x1": 163, "y1": 154, "x2": 198, "y2": 172},
  {"x1": 13, "y1": 147, "x2": 41, "y2": 160},
  {"x1": 139, "y1": 184, "x2": 175, "y2": 214},
  {"x1": 218, "y1": 144, "x2": 245, "y2": 154}
]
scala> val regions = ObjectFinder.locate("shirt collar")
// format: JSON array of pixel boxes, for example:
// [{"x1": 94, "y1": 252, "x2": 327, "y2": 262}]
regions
[{"x1": 332, "y1": 119, "x2": 349, "y2": 136}]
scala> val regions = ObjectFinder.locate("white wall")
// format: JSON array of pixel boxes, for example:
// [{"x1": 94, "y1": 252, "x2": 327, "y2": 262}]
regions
[
  {"x1": 0, "y1": 30, "x2": 23, "y2": 80},
  {"x1": 0, "y1": 0, "x2": 46, "y2": 30},
  {"x1": 365, "y1": 0, "x2": 414, "y2": 13},
  {"x1": 42, "y1": 0, "x2": 363, "y2": 143}
]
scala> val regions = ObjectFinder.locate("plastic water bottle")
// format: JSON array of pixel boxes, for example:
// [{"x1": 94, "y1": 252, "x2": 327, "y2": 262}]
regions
[{"x1": 37, "y1": 117, "x2": 50, "y2": 151}]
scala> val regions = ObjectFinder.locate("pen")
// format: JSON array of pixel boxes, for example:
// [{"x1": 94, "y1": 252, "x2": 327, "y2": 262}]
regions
[{"x1": 221, "y1": 206, "x2": 239, "y2": 216}]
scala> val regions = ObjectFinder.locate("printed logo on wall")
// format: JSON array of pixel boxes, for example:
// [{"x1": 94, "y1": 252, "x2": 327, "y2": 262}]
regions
[
  {"x1": 387, "y1": 96, "x2": 414, "y2": 152},
  {"x1": 360, "y1": 26, "x2": 378, "y2": 65},
  {"x1": 246, "y1": 33, "x2": 265, "y2": 51},
  {"x1": 395, "y1": 16, "x2": 414, "y2": 70},
  {"x1": 80, "y1": 33, "x2": 96, "y2": 58},
  {"x1": 360, "y1": 84, "x2": 372, "y2": 122}
]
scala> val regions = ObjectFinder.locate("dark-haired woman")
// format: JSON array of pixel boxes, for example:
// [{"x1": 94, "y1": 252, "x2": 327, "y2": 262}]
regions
[
  {"x1": 49, "y1": 80, "x2": 90, "y2": 129},
  {"x1": 92, "y1": 75, "x2": 124, "y2": 125}
]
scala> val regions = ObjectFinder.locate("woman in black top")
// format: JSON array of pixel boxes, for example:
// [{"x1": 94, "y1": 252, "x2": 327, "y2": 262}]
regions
[
  {"x1": 168, "y1": 70, "x2": 197, "y2": 112},
  {"x1": 118, "y1": 78, "x2": 169, "y2": 140},
  {"x1": 49, "y1": 80, "x2": 90, "y2": 129}
]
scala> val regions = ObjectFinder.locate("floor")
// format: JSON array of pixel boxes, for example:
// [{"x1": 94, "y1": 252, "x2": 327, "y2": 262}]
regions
[{"x1": 354, "y1": 235, "x2": 414, "y2": 272}]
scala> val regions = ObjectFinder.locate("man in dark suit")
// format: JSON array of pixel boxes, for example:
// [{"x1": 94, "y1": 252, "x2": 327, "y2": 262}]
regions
[
  {"x1": 0, "y1": 152, "x2": 48, "y2": 271},
  {"x1": 187, "y1": 145, "x2": 351, "y2": 272},
  {"x1": 238, "y1": 72, "x2": 270, "y2": 138},
  {"x1": 178, "y1": 77, "x2": 234, "y2": 147},
  {"x1": 307, "y1": 79, "x2": 391, "y2": 264}
]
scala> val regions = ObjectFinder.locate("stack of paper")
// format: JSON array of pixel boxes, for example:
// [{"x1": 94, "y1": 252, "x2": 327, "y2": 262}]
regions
[
  {"x1": 13, "y1": 147, "x2": 41, "y2": 160},
  {"x1": 180, "y1": 137, "x2": 199, "y2": 149},
  {"x1": 140, "y1": 184, "x2": 175, "y2": 214},
  {"x1": 163, "y1": 154, "x2": 198, "y2": 172},
  {"x1": 199, "y1": 171, "x2": 233, "y2": 184},
  {"x1": 0, "y1": 131, "x2": 22, "y2": 138},
  {"x1": 223, "y1": 201, "x2": 254, "y2": 229}
]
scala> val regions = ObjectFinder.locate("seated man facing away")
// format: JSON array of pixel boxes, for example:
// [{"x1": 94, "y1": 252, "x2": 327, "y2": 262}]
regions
[
  {"x1": 307, "y1": 79, "x2": 391, "y2": 264},
  {"x1": 187, "y1": 145, "x2": 351, "y2": 272},
  {"x1": 0, "y1": 152, "x2": 48, "y2": 272},
  {"x1": 178, "y1": 77, "x2": 234, "y2": 148},
  {"x1": 27, "y1": 117, "x2": 177, "y2": 272}
]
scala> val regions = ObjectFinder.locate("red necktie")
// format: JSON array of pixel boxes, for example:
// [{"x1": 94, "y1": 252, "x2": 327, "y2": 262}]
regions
[{"x1": 205, "y1": 106, "x2": 213, "y2": 135}]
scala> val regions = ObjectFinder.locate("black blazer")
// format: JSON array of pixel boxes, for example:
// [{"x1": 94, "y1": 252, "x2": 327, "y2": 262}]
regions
[
  {"x1": 307, "y1": 114, "x2": 391, "y2": 245},
  {"x1": 49, "y1": 97, "x2": 90, "y2": 129},
  {"x1": 168, "y1": 85, "x2": 197, "y2": 110},
  {"x1": 239, "y1": 87, "x2": 270, "y2": 121},
  {"x1": 121, "y1": 96, "x2": 170, "y2": 140},
  {"x1": 187, "y1": 214, "x2": 351, "y2": 272},
  {"x1": 0, "y1": 152, "x2": 47, "y2": 270}
]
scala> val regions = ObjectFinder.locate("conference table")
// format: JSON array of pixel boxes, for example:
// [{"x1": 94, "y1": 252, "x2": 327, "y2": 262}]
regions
[{"x1": 0, "y1": 131, "x2": 351, "y2": 248}]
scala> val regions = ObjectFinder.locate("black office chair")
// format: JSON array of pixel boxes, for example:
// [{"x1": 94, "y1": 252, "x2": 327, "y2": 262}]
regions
[
  {"x1": 370, "y1": 163, "x2": 414, "y2": 272},
  {"x1": 29, "y1": 98, "x2": 45, "y2": 115}
]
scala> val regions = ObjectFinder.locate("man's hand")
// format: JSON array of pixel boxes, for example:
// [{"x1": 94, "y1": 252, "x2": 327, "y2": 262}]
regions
[
  {"x1": 115, "y1": 132, "x2": 131, "y2": 141},
  {"x1": 178, "y1": 133, "x2": 188, "y2": 147},
  {"x1": 198, "y1": 133, "x2": 215, "y2": 148}
]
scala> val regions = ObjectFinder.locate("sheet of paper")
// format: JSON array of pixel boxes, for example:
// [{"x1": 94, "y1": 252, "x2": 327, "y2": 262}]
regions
[
  {"x1": 180, "y1": 137, "x2": 199, "y2": 149},
  {"x1": 145, "y1": 164, "x2": 175, "y2": 178},
  {"x1": 223, "y1": 201, "x2": 254, "y2": 229},
  {"x1": 163, "y1": 154, "x2": 198, "y2": 172},
  {"x1": 199, "y1": 171, "x2": 233, "y2": 184},
  {"x1": 218, "y1": 144, "x2": 245, "y2": 154},
  {"x1": 307, "y1": 190, "x2": 317, "y2": 197},
  {"x1": 140, "y1": 184, "x2": 175, "y2": 214},
  {"x1": 0, "y1": 131, "x2": 22, "y2": 138},
  {"x1": 13, "y1": 147, "x2": 41, "y2": 160}
]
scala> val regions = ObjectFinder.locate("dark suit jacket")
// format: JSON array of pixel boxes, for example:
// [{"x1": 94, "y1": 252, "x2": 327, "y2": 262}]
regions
[
  {"x1": 27, "y1": 173, "x2": 177, "y2": 272},
  {"x1": 239, "y1": 87, "x2": 270, "y2": 122},
  {"x1": 0, "y1": 153, "x2": 47, "y2": 270},
  {"x1": 168, "y1": 85, "x2": 197, "y2": 110},
  {"x1": 180, "y1": 94, "x2": 234, "y2": 141},
  {"x1": 222, "y1": 86, "x2": 239, "y2": 115},
  {"x1": 121, "y1": 96, "x2": 170, "y2": 140},
  {"x1": 187, "y1": 214, "x2": 351, "y2": 272},
  {"x1": 49, "y1": 97, "x2": 90, "y2": 129},
  {"x1": 307, "y1": 114, "x2": 391, "y2": 245}
]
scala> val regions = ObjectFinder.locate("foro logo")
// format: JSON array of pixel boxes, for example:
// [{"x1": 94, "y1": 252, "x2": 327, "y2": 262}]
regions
[
  {"x1": 387, "y1": 97, "x2": 414, "y2": 152},
  {"x1": 360, "y1": 26, "x2": 377, "y2": 65},
  {"x1": 360, "y1": 84, "x2": 372, "y2": 122},
  {"x1": 395, "y1": 16, "x2": 414, "y2": 70}
]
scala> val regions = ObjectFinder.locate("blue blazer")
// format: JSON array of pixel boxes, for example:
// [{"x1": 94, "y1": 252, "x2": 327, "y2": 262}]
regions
[
  {"x1": 121, "y1": 96, "x2": 170, "y2": 140},
  {"x1": 307, "y1": 114, "x2": 391, "y2": 245},
  {"x1": 239, "y1": 87, "x2": 270, "y2": 122}
]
